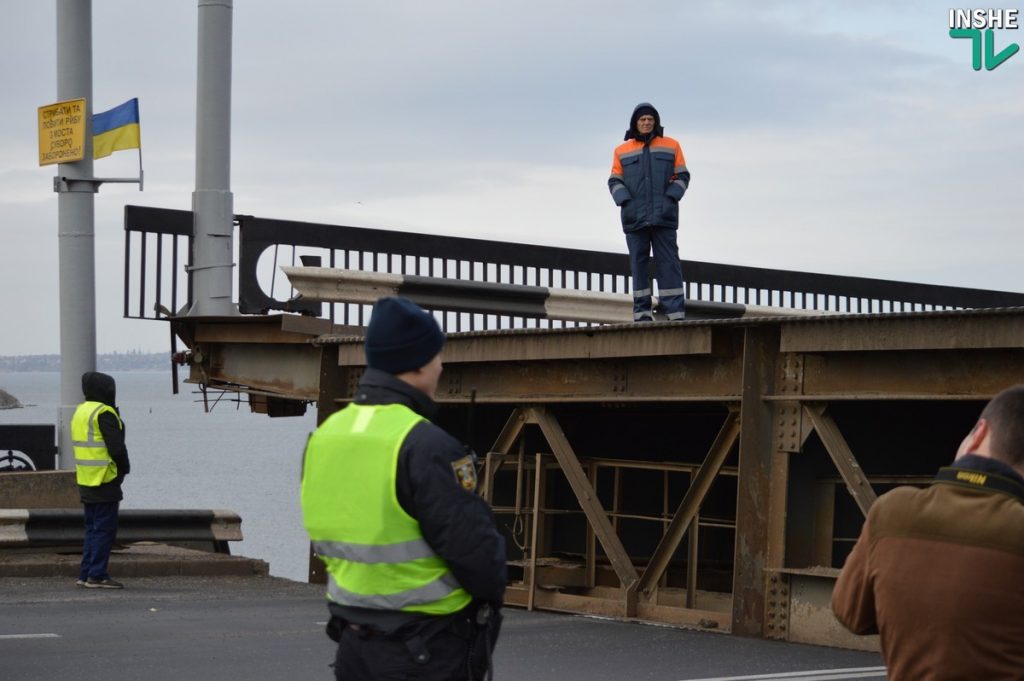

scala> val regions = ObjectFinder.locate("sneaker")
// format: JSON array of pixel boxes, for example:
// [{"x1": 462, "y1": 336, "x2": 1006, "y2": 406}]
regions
[
  {"x1": 75, "y1": 579, "x2": 87, "y2": 587},
  {"x1": 84, "y1": 577, "x2": 124, "y2": 589}
]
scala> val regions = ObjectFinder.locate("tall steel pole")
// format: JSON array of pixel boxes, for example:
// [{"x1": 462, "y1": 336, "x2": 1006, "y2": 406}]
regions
[
  {"x1": 56, "y1": 0, "x2": 96, "y2": 469},
  {"x1": 189, "y1": 0, "x2": 237, "y2": 317}
]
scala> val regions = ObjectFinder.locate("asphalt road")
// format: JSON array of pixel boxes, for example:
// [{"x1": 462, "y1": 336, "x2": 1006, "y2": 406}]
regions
[{"x1": 0, "y1": 576, "x2": 884, "y2": 681}]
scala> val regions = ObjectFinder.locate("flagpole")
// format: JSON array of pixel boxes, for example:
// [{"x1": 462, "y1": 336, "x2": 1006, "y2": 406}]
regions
[{"x1": 137, "y1": 98, "x2": 143, "y2": 190}]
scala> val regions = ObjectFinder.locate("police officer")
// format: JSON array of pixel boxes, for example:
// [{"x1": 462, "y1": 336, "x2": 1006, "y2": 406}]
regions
[
  {"x1": 302, "y1": 296, "x2": 507, "y2": 681},
  {"x1": 72, "y1": 371, "x2": 130, "y2": 589}
]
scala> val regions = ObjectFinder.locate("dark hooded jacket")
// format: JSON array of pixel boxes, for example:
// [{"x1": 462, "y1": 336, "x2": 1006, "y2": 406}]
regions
[
  {"x1": 78, "y1": 372, "x2": 130, "y2": 504},
  {"x1": 608, "y1": 102, "x2": 690, "y2": 232}
]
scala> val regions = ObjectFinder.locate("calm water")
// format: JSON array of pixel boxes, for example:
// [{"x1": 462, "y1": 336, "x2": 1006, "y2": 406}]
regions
[{"x1": 0, "y1": 371, "x2": 317, "y2": 582}]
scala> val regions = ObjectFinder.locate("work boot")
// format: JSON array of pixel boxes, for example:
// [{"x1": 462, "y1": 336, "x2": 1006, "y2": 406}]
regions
[{"x1": 85, "y1": 577, "x2": 124, "y2": 589}]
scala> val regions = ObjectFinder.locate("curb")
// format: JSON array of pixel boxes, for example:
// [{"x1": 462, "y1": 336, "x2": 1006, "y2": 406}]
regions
[{"x1": 0, "y1": 542, "x2": 269, "y2": 579}]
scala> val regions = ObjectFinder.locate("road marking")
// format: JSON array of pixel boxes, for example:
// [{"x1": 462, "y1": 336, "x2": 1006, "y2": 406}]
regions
[
  {"x1": 0, "y1": 633, "x2": 62, "y2": 640},
  {"x1": 679, "y1": 666, "x2": 887, "y2": 681}
]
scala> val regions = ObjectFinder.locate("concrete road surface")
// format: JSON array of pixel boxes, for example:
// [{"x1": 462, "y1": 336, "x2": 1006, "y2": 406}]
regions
[{"x1": 0, "y1": 576, "x2": 884, "y2": 681}]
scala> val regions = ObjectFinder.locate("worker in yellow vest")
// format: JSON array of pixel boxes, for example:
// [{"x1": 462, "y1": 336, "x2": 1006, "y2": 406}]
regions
[
  {"x1": 72, "y1": 371, "x2": 130, "y2": 589},
  {"x1": 302, "y1": 297, "x2": 506, "y2": 681}
]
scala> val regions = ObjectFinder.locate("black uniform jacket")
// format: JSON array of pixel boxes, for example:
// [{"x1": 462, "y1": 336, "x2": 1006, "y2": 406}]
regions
[
  {"x1": 78, "y1": 371, "x2": 130, "y2": 504},
  {"x1": 327, "y1": 369, "x2": 507, "y2": 627}
]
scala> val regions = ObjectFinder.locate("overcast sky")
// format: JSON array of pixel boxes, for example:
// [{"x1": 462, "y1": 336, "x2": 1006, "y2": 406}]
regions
[{"x1": 1, "y1": 1, "x2": 1021, "y2": 355}]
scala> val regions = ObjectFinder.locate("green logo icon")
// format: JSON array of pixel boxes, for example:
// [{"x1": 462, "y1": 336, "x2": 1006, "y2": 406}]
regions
[{"x1": 950, "y1": 28, "x2": 1020, "y2": 70}]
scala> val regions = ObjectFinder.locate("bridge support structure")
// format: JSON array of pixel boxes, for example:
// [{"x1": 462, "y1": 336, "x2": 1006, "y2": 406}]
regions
[{"x1": 167, "y1": 306, "x2": 1024, "y2": 649}]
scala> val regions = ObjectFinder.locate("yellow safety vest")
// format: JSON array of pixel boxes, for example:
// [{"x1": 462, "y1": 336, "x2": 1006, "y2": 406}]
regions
[
  {"x1": 71, "y1": 400, "x2": 122, "y2": 487},
  {"x1": 301, "y1": 403, "x2": 471, "y2": 615}
]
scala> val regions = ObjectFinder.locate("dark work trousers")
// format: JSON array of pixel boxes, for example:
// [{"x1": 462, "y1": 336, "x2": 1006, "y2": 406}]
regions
[
  {"x1": 79, "y1": 501, "x2": 119, "y2": 581},
  {"x1": 334, "y1": 625, "x2": 473, "y2": 681},
  {"x1": 624, "y1": 226, "x2": 686, "y2": 321}
]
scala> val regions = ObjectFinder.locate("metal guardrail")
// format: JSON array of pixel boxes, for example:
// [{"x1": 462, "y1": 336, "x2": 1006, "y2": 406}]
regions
[
  {"x1": 0, "y1": 509, "x2": 242, "y2": 550},
  {"x1": 281, "y1": 266, "x2": 825, "y2": 323},
  {"x1": 124, "y1": 205, "x2": 1024, "y2": 332},
  {"x1": 123, "y1": 205, "x2": 193, "y2": 320}
]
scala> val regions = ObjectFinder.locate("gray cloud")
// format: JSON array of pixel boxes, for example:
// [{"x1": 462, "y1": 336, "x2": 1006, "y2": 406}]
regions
[{"x1": 1, "y1": 1, "x2": 1022, "y2": 355}]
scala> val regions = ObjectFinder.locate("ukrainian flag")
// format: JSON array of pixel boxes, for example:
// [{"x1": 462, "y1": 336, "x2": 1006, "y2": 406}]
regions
[{"x1": 93, "y1": 98, "x2": 140, "y2": 159}]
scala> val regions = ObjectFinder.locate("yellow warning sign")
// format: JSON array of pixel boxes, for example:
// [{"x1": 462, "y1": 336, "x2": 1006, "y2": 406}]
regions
[{"x1": 38, "y1": 98, "x2": 86, "y2": 166}]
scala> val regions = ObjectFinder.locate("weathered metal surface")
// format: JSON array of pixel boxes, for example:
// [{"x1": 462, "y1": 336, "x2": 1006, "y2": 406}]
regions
[
  {"x1": 489, "y1": 408, "x2": 639, "y2": 596},
  {"x1": 805, "y1": 406, "x2": 878, "y2": 517},
  {"x1": 169, "y1": 305, "x2": 1024, "y2": 647},
  {"x1": 197, "y1": 343, "x2": 320, "y2": 401},
  {"x1": 732, "y1": 327, "x2": 779, "y2": 637},
  {"x1": 634, "y1": 411, "x2": 740, "y2": 597},
  {"x1": 780, "y1": 309, "x2": 1024, "y2": 353},
  {"x1": 799, "y1": 349, "x2": 1024, "y2": 399},
  {"x1": 433, "y1": 357, "x2": 743, "y2": 404},
  {"x1": 176, "y1": 315, "x2": 327, "y2": 402},
  {"x1": 190, "y1": 314, "x2": 334, "y2": 344},
  {"x1": 282, "y1": 264, "x2": 816, "y2": 324},
  {"x1": 772, "y1": 569, "x2": 880, "y2": 651},
  {"x1": 763, "y1": 572, "x2": 791, "y2": 640},
  {"x1": 336, "y1": 323, "x2": 717, "y2": 364}
]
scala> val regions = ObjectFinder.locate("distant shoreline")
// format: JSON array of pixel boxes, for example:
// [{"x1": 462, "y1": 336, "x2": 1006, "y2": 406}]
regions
[{"x1": 0, "y1": 353, "x2": 175, "y2": 373}]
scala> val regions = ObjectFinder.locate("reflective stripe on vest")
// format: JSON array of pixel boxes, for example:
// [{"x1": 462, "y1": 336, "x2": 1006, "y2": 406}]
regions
[
  {"x1": 71, "y1": 401, "x2": 121, "y2": 486},
  {"x1": 326, "y1": 570, "x2": 464, "y2": 611},
  {"x1": 312, "y1": 538, "x2": 437, "y2": 563},
  {"x1": 301, "y1": 403, "x2": 472, "y2": 616}
]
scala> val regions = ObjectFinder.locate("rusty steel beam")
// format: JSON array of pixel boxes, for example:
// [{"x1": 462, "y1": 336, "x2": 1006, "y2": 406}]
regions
[
  {"x1": 504, "y1": 587, "x2": 731, "y2": 629},
  {"x1": 780, "y1": 311, "x2": 1024, "y2": 353},
  {"x1": 432, "y1": 356, "x2": 743, "y2": 404},
  {"x1": 804, "y1": 405, "x2": 877, "y2": 517},
  {"x1": 332, "y1": 323, "x2": 719, "y2": 364},
  {"x1": 188, "y1": 314, "x2": 334, "y2": 344},
  {"x1": 528, "y1": 407, "x2": 640, "y2": 593},
  {"x1": 488, "y1": 408, "x2": 529, "y2": 455},
  {"x1": 732, "y1": 326, "x2": 779, "y2": 637},
  {"x1": 197, "y1": 343, "x2": 320, "y2": 401},
  {"x1": 634, "y1": 410, "x2": 741, "y2": 597},
  {"x1": 528, "y1": 452, "x2": 545, "y2": 611},
  {"x1": 282, "y1": 265, "x2": 821, "y2": 324},
  {"x1": 797, "y1": 350, "x2": 1024, "y2": 400}
]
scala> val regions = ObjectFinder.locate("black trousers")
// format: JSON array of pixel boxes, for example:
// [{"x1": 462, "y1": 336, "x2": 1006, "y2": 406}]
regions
[{"x1": 333, "y1": 624, "x2": 473, "y2": 681}]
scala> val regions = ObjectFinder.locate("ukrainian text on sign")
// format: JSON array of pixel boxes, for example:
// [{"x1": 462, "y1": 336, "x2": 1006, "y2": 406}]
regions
[{"x1": 38, "y1": 98, "x2": 86, "y2": 166}]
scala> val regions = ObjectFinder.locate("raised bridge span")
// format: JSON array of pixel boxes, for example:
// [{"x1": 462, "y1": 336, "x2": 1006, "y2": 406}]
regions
[{"x1": 125, "y1": 205, "x2": 1024, "y2": 649}]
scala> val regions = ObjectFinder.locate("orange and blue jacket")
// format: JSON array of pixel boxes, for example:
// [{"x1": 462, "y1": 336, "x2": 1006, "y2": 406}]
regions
[{"x1": 608, "y1": 136, "x2": 689, "y2": 232}]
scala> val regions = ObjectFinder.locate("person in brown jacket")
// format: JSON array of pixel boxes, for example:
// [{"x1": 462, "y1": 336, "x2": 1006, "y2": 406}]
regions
[{"x1": 832, "y1": 385, "x2": 1024, "y2": 680}]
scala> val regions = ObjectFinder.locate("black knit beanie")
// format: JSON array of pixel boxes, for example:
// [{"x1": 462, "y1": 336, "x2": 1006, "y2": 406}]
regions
[{"x1": 364, "y1": 296, "x2": 445, "y2": 374}]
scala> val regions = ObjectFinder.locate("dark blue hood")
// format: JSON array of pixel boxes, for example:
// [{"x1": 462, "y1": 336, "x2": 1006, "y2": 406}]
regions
[
  {"x1": 624, "y1": 102, "x2": 665, "y2": 141},
  {"x1": 82, "y1": 371, "x2": 116, "y2": 407}
]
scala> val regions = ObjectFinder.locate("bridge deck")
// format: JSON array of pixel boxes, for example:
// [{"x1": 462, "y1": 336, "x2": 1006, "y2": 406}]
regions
[{"x1": 170, "y1": 306, "x2": 1024, "y2": 649}]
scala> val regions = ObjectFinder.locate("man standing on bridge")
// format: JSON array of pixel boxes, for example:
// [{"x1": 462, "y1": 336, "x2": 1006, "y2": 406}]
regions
[
  {"x1": 608, "y1": 102, "x2": 690, "y2": 322},
  {"x1": 832, "y1": 385, "x2": 1024, "y2": 679},
  {"x1": 302, "y1": 296, "x2": 506, "y2": 680},
  {"x1": 73, "y1": 371, "x2": 130, "y2": 589}
]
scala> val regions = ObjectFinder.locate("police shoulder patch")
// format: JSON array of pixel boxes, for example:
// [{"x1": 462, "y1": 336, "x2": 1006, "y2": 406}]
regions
[{"x1": 451, "y1": 455, "x2": 478, "y2": 492}]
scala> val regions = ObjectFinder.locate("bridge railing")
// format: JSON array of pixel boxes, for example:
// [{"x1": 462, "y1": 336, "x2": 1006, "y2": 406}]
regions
[{"x1": 124, "y1": 205, "x2": 1024, "y2": 331}]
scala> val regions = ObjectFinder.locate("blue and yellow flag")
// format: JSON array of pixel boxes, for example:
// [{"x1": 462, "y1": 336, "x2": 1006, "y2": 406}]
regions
[{"x1": 92, "y1": 98, "x2": 140, "y2": 159}]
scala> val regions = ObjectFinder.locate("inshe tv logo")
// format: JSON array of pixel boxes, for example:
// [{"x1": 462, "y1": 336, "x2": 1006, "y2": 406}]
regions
[{"x1": 949, "y1": 8, "x2": 1020, "y2": 70}]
